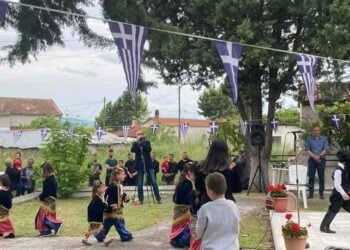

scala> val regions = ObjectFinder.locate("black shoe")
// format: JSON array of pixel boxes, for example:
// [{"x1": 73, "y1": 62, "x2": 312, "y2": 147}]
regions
[
  {"x1": 320, "y1": 211, "x2": 336, "y2": 233},
  {"x1": 4, "y1": 233, "x2": 15, "y2": 239},
  {"x1": 320, "y1": 194, "x2": 325, "y2": 199},
  {"x1": 156, "y1": 199, "x2": 162, "y2": 204},
  {"x1": 308, "y1": 194, "x2": 314, "y2": 199}
]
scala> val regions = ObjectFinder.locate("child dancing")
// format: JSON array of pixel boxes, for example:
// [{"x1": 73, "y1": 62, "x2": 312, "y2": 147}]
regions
[{"x1": 0, "y1": 175, "x2": 15, "y2": 238}]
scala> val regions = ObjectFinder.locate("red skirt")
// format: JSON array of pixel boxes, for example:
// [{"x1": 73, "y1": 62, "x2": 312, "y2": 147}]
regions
[
  {"x1": 35, "y1": 205, "x2": 62, "y2": 232},
  {"x1": 0, "y1": 219, "x2": 15, "y2": 234}
]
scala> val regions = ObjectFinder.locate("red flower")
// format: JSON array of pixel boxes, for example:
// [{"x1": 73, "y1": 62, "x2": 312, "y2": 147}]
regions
[
  {"x1": 267, "y1": 184, "x2": 274, "y2": 192},
  {"x1": 285, "y1": 213, "x2": 292, "y2": 220},
  {"x1": 291, "y1": 223, "x2": 300, "y2": 232}
]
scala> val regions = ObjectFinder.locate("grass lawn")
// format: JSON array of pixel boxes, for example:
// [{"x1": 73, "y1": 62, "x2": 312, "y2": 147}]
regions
[{"x1": 10, "y1": 195, "x2": 173, "y2": 237}]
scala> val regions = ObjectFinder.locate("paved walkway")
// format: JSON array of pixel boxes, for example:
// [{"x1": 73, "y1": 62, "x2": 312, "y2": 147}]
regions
[
  {"x1": 271, "y1": 211, "x2": 350, "y2": 250},
  {"x1": 0, "y1": 195, "x2": 262, "y2": 250}
]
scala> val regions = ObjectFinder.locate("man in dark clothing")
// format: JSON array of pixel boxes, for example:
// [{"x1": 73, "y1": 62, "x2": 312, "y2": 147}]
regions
[
  {"x1": 164, "y1": 154, "x2": 178, "y2": 185},
  {"x1": 125, "y1": 153, "x2": 137, "y2": 186},
  {"x1": 4, "y1": 159, "x2": 21, "y2": 197},
  {"x1": 105, "y1": 149, "x2": 117, "y2": 186},
  {"x1": 131, "y1": 130, "x2": 161, "y2": 205},
  {"x1": 177, "y1": 152, "x2": 193, "y2": 172},
  {"x1": 88, "y1": 154, "x2": 102, "y2": 187}
]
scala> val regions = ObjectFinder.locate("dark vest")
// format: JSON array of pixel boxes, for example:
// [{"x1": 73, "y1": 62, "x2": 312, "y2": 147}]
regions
[{"x1": 332, "y1": 165, "x2": 350, "y2": 193}]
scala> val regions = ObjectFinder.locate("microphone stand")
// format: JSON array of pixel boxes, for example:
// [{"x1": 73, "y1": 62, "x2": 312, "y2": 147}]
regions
[
  {"x1": 139, "y1": 142, "x2": 155, "y2": 206},
  {"x1": 291, "y1": 132, "x2": 300, "y2": 225}
]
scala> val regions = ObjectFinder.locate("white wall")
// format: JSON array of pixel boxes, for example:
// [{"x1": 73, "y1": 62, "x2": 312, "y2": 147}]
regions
[{"x1": 0, "y1": 115, "x2": 60, "y2": 128}]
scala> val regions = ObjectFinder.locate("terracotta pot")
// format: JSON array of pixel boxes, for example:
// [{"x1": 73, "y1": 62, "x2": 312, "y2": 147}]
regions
[
  {"x1": 284, "y1": 235, "x2": 307, "y2": 250},
  {"x1": 272, "y1": 197, "x2": 288, "y2": 212}
]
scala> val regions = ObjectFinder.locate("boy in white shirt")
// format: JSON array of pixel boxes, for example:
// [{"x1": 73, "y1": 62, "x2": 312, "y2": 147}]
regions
[{"x1": 196, "y1": 172, "x2": 240, "y2": 250}]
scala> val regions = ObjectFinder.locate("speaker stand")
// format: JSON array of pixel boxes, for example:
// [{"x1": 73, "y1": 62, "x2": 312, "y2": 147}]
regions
[{"x1": 247, "y1": 145, "x2": 267, "y2": 195}]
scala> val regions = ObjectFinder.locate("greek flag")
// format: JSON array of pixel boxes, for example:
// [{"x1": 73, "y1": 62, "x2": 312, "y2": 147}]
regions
[
  {"x1": 240, "y1": 120, "x2": 248, "y2": 136},
  {"x1": 215, "y1": 42, "x2": 243, "y2": 103},
  {"x1": 270, "y1": 119, "x2": 279, "y2": 133},
  {"x1": 180, "y1": 123, "x2": 189, "y2": 138},
  {"x1": 331, "y1": 115, "x2": 340, "y2": 130},
  {"x1": 13, "y1": 131, "x2": 22, "y2": 144},
  {"x1": 209, "y1": 121, "x2": 218, "y2": 135},
  {"x1": 0, "y1": 1, "x2": 8, "y2": 26},
  {"x1": 122, "y1": 125, "x2": 130, "y2": 140},
  {"x1": 96, "y1": 127, "x2": 104, "y2": 142},
  {"x1": 40, "y1": 128, "x2": 50, "y2": 141},
  {"x1": 150, "y1": 124, "x2": 159, "y2": 134},
  {"x1": 67, "y1": 127, "x2": 74, "y2": 137},
  {"x1": 295, "y1": 54, "x2": 318, "y2": 111},
  {"x1": 108, "y1": 21, "x2": 148, "y2": 101}
]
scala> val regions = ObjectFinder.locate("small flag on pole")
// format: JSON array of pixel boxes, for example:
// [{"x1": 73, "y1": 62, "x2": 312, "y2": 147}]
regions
[
  {"x1": 295, "y1": 54, "x2": 318, "y2": 112},
  {"x1": 13, "y1": 131, "x2": 22, "y2": 144},
  {"x1": 215, "y1": 42, "x2": 243, "y2": 103},
  {"x1": 67, "y1": 127, "x2": 74, "y2": 137},
  {"x1": 0, "y1": 1, "x2": 8, "y2": 26},
  {"x1": 40, "y1": 128, "x2": 50, "y2": 141},
  {"x1": 331, "y1": 115, "x2": 340, "y2": 130},
  {"x1": 150, "y1": 124, "x2": 159, "y2": 134},
  {"x1": 209, "y1": 121, "x2": 219, "y2": 135},
  {"x1": 96, "y1": 127, "x2": 104, "y2": 142},
  {"x1": 180, "y1": 123, "x2": 189, "y2": 138},
  {"x1": 271, "y1": 119, "x2": 279, "y2": 133},
  {"x1": 108, "y1": 21, "x2": 148, "y2": 102},
  {"x1": 240, "y1": 120, "x2": 248, "y2": 136},
  {"x1": 122, "y1": 125, "x2": 130, "y2": 140}
]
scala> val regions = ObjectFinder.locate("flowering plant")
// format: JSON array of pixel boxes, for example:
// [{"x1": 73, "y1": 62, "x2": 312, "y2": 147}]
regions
[
  {"x1": 282, "y1": 213, "x2": 308, "y2": 238},
  {"x1": 267, "y1": 184, "x2": 287, "y2": 198}
]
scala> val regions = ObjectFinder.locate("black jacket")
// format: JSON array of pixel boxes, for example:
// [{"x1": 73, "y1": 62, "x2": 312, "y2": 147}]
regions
[
  {"x1": 5, "y1": 166, "x2": 21, "y2": 191},
  {"x1": 131, "y1": 139, "x2": 153, "y2": 172},
  {"x1": 152, "y1": 159, "x2": 160, "y2": 174},
  {"x1": 0, "y1": 190, "x2": 12, "y2": 209},
  {"x1": 87, "y1": 196, "x2": 107, "y2": 222},
  {"x1": 104, "y1": 182, "x2": 127, "y2": 212},
  {"x1": 39, "y1": 175, "x2": 58, "y2": 201}
]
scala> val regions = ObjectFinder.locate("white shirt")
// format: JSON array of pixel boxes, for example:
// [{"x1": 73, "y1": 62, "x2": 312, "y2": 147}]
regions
[{"x1": 334, "y1": 163, "x2": 346, "y2": 196}]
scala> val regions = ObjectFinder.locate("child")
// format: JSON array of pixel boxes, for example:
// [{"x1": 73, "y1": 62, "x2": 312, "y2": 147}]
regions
[
  {"x1": 161, "y1": 155, "x2": 169, "y2": 184},
  {"x1": 82, "y1": 180, "x2": 113, "y2": 246},
  {"x1": 99, "y1": 167, "x2": 133, "y2": 242},
  {"x1": 35, "y1": 162, "x2": 62, "y2": 237},
  {"x1": 13, "y1": 151, "x2": 22, "y2": 171},
  {"x1": 320, "y1": 150, "x2": 350, "y2": 233},
  {"x1": 196, "y1": 172, "x2": 240, "y2": 250},
  {"x1": 169, "y1": 162, "x2": 196, "y2": 248},
  {"x1": 0, "y1": 175, "x2": 15, "y2": 238}
]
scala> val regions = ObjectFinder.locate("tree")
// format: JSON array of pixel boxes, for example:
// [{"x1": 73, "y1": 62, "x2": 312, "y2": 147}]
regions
[
  {"x1": 198, "y1": 86, "x2": 237, "y2": 120},
  {"x1": 19, "y1": 116, "x2": 60, "y2": 129},
  {"x1": 95, "y1": 91, "x2": 149, "y2": 128}
]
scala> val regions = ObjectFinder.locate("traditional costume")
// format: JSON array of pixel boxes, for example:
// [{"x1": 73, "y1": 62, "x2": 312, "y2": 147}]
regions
[
  {"x1": 35, "y1": 175, "x2": 62, "y2": 236},
  {"x1": 320, "y1": 150, "x2": 350, "y2": 233},
  {"x1": 96, "y1": 182, "x2": 133, "y2": 242},
  {"x1": 0, "y1": 187, "x2": 15, "y2": 238}
]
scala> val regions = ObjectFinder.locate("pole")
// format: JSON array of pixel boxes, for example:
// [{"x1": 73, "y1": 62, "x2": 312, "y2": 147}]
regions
[
  {"x1": 103, "y1": 97, "x2": 106, "y2": 129},
  {"x1": 178, "y1": 85, "x2": 181, "y2": 142}
]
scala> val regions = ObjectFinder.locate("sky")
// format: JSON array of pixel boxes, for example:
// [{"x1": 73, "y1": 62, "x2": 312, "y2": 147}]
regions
[{"x1": 0, "y1": 1, "x2": 296, "y2": 123}]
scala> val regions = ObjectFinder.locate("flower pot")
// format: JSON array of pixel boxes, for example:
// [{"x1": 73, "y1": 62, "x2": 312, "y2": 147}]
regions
[
  {"x1": 283, "y1": 235, "x2": 307, "y2": 250},
  {"x1": 272, "y1": 197, "x2": 288, "y2": 212}
]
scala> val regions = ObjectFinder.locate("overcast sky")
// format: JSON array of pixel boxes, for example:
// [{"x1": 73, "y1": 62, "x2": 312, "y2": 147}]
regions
[{"x1": 0, "y1": 2, "x2": 296, "y2": 122}]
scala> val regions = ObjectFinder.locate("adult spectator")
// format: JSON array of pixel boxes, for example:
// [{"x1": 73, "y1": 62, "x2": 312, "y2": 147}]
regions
[
  {"x1": 125, "y1": 153, "x2": 137, "y2": 186},
  {"x1": 87, "y1": 153, "x2": 102, "y2": 187},
  {"x1": 177, "y1": 152, "x2": 193, "y2": 172},
  {"x1": 305, "y1": 125, "x2": 328, "y2": 199},
  {"x1": 193, "y1": 139, "x2": 236, "y2": 213},
  {"x1": 151, "y1": 152, "x2": 160, "y2": 182},
  {"x1": 163, "y1": 154, "x2": 178, "y2": 185},
  {"x1": 21, "y1": 157, "x2": 36, "y2": 194},
  {"x1": 5, "y1": 159, "x2": 21, "y2": 197},
  {"x1": 105, "y1": 149, "x2": 117, "y2": 185},
  {"x1": 131, "y1": 130, "x2": 161, "y2": 205}
]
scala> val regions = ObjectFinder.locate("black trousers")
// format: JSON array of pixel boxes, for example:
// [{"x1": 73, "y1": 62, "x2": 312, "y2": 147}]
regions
[{"x1": 327, "y1": 189, "x2": 350, "y2": 214}]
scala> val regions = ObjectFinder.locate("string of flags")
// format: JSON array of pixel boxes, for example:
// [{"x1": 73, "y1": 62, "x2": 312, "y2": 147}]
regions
[
  {"x1": 150, "y1": 124, "x2": 159, "y2": 134},
  {"x1": 180, "y1": 123, "x2": 189, "y2": 138},
  {"x1": 209, "y1": 121, "x2": 219, "y2": 135},
  {"x1": 40, "y1": 128, "x2": 50, "y2": 141},
  {"x1": 13, "y1": 131, "x2": 22, "y2": 145},
  {"x1": 122, "y1": 125, "x2": 130, "y2": 140}
]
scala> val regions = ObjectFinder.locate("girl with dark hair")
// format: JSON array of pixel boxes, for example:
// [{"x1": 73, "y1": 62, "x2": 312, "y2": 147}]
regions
[
  {"x1": 169, "y1": 162, "x2": 196, "y2": 248},
  {"x1": 82, "y1": 180, "x2": 113, "y2": 246},
  {"x1": 0, "y1": 175, "x2": 15, "y2": 238},
  {"x1": 34, "y1": 162, "x2": 62, "y2": 237}
]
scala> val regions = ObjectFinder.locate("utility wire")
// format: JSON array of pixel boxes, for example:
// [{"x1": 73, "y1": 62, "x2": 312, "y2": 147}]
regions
[{"x1": 2, "y1": 0, "x2": 350, "y2": 64}]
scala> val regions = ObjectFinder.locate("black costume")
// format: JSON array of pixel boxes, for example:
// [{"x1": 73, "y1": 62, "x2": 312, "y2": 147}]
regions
[
  {"x1": 88, "y1": 196, "x2": 108, "y2": 223},
  {"x1": 0, "y1": 188, "x2": 15, "y2": 235},
  {"x1": 5, "y1": 167, "x2": 21, "y2": 197},
  {"x1": 39, "y1": 175, "x2": 57, "y2": 201}
]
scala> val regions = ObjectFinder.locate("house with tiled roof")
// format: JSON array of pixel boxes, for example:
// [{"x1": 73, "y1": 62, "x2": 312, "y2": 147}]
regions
[
  {"x1": 115, "y1": 110, "x2": 211, "y2": 140},
  {"x1": 0, "y1": 97, "x2": 62, "y2": 129}
]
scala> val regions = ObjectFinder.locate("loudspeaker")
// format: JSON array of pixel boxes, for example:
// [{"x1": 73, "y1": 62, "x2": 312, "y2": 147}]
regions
[{"x1": 251, "y1": 124, "x2": 265, "y2": 146}]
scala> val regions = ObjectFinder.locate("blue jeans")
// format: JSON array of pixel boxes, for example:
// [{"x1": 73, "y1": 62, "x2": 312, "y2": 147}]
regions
[
  {"x1": 136, "y1": 169, "x2": 161, "y2": 203},
  {"x1": 308, "y1": 157, "x2": 326, "y2": 195},
  {"x1": 95, "y1": 218, "x2": 132, "y2": 242}
]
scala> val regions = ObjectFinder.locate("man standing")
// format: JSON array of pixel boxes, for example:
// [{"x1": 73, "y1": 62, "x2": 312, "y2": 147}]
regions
[
  {"x1": 177, "y1": 152, "x2": 193, "y2": 172},
  {"x1": 87, "y1": 153, "x2": 102, "y2": 187},
  {"x1": 151, "y1": 152, "x2": 160, "y2": 182},
  {"x1": 131, "y1": 130, "x2": 161, "y2": 205},
  {"x1": 305, "y1": 125, "x2": 328, "y2": 199},
  {"x1": 105, "y1": 149, "x2": 117, "y2": 185},
  {"x1": 125, "y1": 153, "x2": 137, "y2": 186},
  {"x1": 163, "y1": 153, "x2": 178, "y2": 185}
]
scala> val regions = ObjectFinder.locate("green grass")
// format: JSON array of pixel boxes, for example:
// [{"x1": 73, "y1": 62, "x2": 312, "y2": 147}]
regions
[{"x1": 10, "y1": 195, "x2": 173, "y2": 237}]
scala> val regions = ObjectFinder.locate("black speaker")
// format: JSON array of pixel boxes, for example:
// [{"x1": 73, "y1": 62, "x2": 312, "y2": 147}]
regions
[{"x1": 251, "y1": 124, "x2": 265, "y2": 146}]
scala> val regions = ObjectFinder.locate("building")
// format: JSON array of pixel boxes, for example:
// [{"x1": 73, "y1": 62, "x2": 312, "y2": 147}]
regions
[{"x1": 0, "y1": 97, "x2": 62, "y2": 129}]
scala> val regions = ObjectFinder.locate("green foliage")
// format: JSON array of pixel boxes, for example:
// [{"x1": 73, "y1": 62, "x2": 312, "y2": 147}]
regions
[
  {"x1": 95, "y1": 91, "x2": 149, "y2": 128},
  {"x1": 19, "y1": 117, "x2": 60, "y2": 130},
  {"x1": 274, "y1": 109, "x2": 300, "y2": 125},
  {"x1": 198, "y1": 86, "x2": 237, "y2": 119},
  {"x1": 40, "y1": 125, "x2": 91, "y2": 198}
]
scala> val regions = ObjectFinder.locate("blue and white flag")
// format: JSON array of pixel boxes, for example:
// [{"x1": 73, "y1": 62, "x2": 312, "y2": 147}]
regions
[
  {"x1": 122, "y1": 125, "x2": 130, "y2": 140},
  {"x1": 209, "y1": 121, "x2": 219, "y2": 135},
  {"x1": 96, "y1": 127, "x2": 104, "y2": 142},
  {"x1": 0, "y1": 1, "x2": 8, "y2": 26},
  {"x1": 270, "y1": 119, "x2": 279, "y2": 133},
  {"x1": 150, "y1": 124, "x2": 159, "y2": 134},
  {"x1": 67, "y1": 127, "x2": 74, "y2": 137},
  {"x1": 13, "y1": 131, "x2": 22, "y2": 144},
  {"x1": 295, "y1": 54, "x2": 318, "y2": 112},
  {"x1": 331, "y1": 114, "x2": 340, "y2": 130},
  {"x1": 215, "y1": 42, "x2": 243, "y2": 103},
  {"x1": 108, "y1": 21, "x2": 148, "y2": 101},
  {"x1": 180, "y1": 123, "x2": 189, "y2": 138},
  {"x1": 40, "y1": 128, "x2": 50, "y2": 141},
  {"x1": 240, "y1": 120, "x2": 248, "y2": 136}
]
